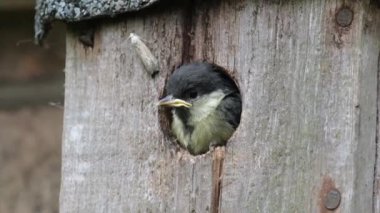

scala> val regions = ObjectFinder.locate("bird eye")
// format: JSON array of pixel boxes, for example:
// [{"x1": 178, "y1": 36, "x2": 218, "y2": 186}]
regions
[{"x1": 189, "y1": 91, "x2": 197, "y2": 99}]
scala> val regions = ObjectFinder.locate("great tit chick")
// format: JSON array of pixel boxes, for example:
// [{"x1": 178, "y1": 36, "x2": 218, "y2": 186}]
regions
[{"x1": 159, "y1": 62, "x2": 242, "y2": 155}]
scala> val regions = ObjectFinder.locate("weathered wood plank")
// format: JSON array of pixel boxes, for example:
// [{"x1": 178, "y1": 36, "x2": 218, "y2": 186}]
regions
[
  {"x1": 61, "y1": 0, "x2": 380, "y2": 212},
  {"x1": 61, "y1": 5, "x2": 215, "y2": 212},
  {"x1": 372, "y1": 2, "x2": 380, "y2": 212},
  {"x1": 192, "y1": 1, "x2": 378, "y2": 212}
]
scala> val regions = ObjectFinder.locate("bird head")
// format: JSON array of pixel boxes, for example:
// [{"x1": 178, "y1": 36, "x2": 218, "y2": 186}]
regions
[
  {"x1": 158, "y1": 62, "x2": 241, "y2": 155},
  {"x1": 158, "y1": 62, "x2": 238, "y2": 111}
]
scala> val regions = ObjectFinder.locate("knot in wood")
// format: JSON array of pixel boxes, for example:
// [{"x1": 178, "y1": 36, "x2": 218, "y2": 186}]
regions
[
  {"x1": 336, "y1": 7, "x2": 354, "y2": 27},
  {"x1": 324, "y1": 189, "x2": 341, "y2": 210}
]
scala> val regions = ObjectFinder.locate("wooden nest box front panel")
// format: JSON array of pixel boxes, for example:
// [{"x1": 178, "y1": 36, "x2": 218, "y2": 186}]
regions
[{"x1": 46, "y1": 0, "x2": 380, "y2": 212}]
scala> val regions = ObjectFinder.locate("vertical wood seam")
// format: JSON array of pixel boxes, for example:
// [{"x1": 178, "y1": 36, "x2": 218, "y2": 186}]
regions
[
  {"x1": 190, "y1": 164, "x2": 196, "y2": 212},
  {"x1": 181, "y1": 0, "x2": 195, "y2": 64},
  {"x1": 373, "y1": 51, "x2": 380, "y2": 213},
  {"x1": 211, "y1": 147, "x2": 225, "y2": 213}
]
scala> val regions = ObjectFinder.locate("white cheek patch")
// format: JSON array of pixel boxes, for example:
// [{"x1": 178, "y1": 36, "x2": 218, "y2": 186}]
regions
[{"x1": 189, "y1": 90, "x2": 226, "y2": 125}]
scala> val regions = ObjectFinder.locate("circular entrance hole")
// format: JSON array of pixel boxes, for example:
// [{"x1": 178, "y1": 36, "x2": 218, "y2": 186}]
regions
[{"x1": 158, "y1": 62, "x2": 242, "y2": 155}]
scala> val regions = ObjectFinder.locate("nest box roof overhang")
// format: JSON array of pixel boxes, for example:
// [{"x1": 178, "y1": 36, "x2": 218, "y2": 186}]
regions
[{"x1": 34, "y1": 0, "x2": 160, "y2": 44}]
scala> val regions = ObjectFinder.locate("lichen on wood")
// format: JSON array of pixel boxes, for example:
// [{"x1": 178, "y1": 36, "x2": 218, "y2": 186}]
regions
[{"x1": 34, "y1": 0, "x2": 160, "y2": 43}]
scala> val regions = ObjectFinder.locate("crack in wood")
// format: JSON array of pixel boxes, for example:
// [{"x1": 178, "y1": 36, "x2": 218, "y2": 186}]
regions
[
  {"x1": 373, "y1": 50, "x2": 380, "y2": 213},
  {"x1": 181, "y1": 0, "x2": 195, "y2": 64},
  {"x1": 211, "y1": 147, "x2": 225, "y2": 213}
]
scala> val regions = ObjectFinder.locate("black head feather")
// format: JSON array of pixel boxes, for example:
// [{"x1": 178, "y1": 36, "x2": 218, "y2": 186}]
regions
[{"x1": 166, "y1": 62, "x2": 239, "y2": 100}]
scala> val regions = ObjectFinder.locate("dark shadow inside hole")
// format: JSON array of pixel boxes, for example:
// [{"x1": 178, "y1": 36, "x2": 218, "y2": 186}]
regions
[{"x1": 158, "y1": 62, "x2": 242, "y2": 155}]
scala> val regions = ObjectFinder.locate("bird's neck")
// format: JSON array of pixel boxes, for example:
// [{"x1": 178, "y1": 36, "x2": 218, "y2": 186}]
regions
[{"x1": 173, "y1": 108, "x2": 193, "y2": 132}]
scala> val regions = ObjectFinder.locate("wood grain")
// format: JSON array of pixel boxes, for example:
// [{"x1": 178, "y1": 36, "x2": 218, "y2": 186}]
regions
[{"x1": 61, "y1": 0, "x2": 380, "y2": 212}]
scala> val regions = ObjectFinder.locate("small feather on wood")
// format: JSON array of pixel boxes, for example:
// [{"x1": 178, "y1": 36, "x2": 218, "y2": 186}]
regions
[{"x1": 129, "y1": 33, "x2": 160, "y2": 77}]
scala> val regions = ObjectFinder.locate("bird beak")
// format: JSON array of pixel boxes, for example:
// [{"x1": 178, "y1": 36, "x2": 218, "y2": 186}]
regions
[{"x1": 158, "y1": 95, "x2": 192, "y2": 108}]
